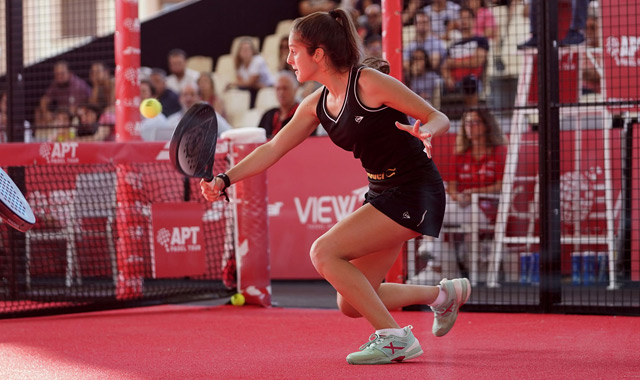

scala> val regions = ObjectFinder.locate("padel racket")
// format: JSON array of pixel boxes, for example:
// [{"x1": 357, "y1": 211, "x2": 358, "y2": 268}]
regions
[
  {"x1": 0, "y1": 168, "x2": 36, "y2": 232},
  {"x1": 169, "y1": 102, "x2": 218, "y2": 182}
]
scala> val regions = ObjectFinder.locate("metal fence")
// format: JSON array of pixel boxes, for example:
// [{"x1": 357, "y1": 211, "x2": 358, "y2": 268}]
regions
[
  {"x1": 402, "y1": 0, "x2": 639, "y2": 315},
  {"x1": 0, "y1": 0, "x2": 639, "y2": 316}
]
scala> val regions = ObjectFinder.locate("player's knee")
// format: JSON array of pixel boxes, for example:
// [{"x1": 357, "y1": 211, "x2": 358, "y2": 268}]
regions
[
  {"x1": 309, "y1": 237, "x2": 330, "y2": 276},
  {"x1": 337, "y1": 294, "x2": 362, "y2": 318}
]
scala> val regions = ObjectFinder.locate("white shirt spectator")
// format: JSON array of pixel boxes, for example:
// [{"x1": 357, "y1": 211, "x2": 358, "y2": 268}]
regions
[
  {"x1": 423, "y1": 2, "x2": 460, "y2": 39},
  {"x1": 166, "y1": 67, "x2": 200, "y2": 94},
  {"x1": 237, "y1": 55, "x2": 274, "y2": 88}
]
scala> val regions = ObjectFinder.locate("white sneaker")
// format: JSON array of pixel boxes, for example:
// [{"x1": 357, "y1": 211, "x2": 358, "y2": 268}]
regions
[{"x1": 431, "y1": 278, "x2": 471, "y2": 337}]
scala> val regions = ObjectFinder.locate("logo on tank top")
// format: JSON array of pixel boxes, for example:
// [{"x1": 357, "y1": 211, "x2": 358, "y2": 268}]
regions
[
  {"x1": 354, "y1": 116, "x2": 364, "y2": 123},
  {"x1": 403, "y1": 211, "x2": 411, "y2": 219}
]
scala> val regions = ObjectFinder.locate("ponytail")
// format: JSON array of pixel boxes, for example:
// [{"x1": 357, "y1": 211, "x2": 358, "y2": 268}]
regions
[{"x1": 292, "y1": 8, "x2": 363, "y2": 71}]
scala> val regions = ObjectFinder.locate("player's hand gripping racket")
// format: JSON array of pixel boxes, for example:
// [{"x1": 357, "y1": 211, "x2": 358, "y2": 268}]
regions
[
  {"x1": 169, "y1": 102, "x2": 228, "y2": 200},
  {"x1": 0, "y1": 168, "x2": 36, "y2": 232}
]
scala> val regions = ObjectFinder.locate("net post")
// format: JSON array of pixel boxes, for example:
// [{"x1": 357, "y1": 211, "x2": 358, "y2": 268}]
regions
[{"x1": 222, "y1": 128, "x2": 271, "y2": 307}]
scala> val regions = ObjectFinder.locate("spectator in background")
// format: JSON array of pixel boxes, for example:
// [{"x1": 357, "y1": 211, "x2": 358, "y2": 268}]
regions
[
  {"x1": 402, "y1": 0, "x2": 427, "y2": 26},
  {"x1": 408, "y1": 48, "x2": 441, "y2": 104},
  {"x1": 581, "y1": 10, "x2": 601, "y2": 95},
  {"x1": 441, "y1": 109, "x2": 506, "y2": 277},
  {"x1": 139, "y1": 79, "x2": 172, "y2": 141},
  {"x1": 298, "y1": 0, "x2": 339, "y2": 16},
  {"x1": 52, "y1": 104, "x2": 112, "y2": 142},
  {"x1": 440, "y1": 7, "x2": 489, "y2": 95},
  {"x1": 424, "y1": 0, "x2": 461, "y2": 42},
  {"x1": 364, "y1": 34, "x2": 383, "y2": 58},
  {"x1": 232, "y1": 37, "x2": 275, "y2": 108},
  {"x1": 37, "y1": 61, "x2": 91, "y2": 127},
  {"x1": 75, "y1": 104, "x2": 113, "y2": 141},
  {"x1": 197, "y1": 73, "x2": 227, "y2": 119},
  {"x1": 88, "y1": 61, "x2": 116, "y2": 126},
  {"x1": 167, "y1": 83, "x2": 232, "y2": 134},
  {"x1": 258, "y1": 71, "x2": 303, "y2": 138},
  {"x1": 48, "y1": 108, "x2": 73, "y2": 142},
  {"x1": 464, "y1": 0, "x2": 497, "y2": 41},
  {"x1": 149, "y1": 68, "x2": 182, "y2": 117},
  {"x1": 403, "y1": 13, "x2": 448, "y2": 75},
  {"x1": 358, "y1": 3, "x2": 383, "y2": 40},
  {"x1": 88, "y1": 62, "x2": 115, "y2": 114},
  {"x1": 165, "y1": 49, "x2": 200, "y2": 93},
  {"x1": 278, "y1": 36, "x2": 295, "y2": 73}
]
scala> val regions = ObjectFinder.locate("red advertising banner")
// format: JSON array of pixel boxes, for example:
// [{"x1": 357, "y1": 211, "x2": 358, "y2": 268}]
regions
[
  {"x1": 152, "y1": 203, "x2": 206, "y2": 278},
  {"x1": 267, "y1": 137, "x2": 368, "y2": 279},
  {"x1": 527, "y1": 47, "x2": 580, "y2": 105},
  {"x1": 601, "y1": 0, "x2": 640, "y2": 113}
]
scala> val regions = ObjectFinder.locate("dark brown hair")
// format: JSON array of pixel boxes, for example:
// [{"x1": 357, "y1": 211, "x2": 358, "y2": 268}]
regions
[
  {"x1": 292, "y1": 8, "x2": 362, "y2": 72},
  {"x1": 456, "y1": 108, "x2": 506, "y2": 154}
]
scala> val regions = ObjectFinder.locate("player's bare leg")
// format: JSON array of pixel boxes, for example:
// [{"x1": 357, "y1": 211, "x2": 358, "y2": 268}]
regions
[{"x1": 310, "y1": 203, "x2": 434, "y2": 329}]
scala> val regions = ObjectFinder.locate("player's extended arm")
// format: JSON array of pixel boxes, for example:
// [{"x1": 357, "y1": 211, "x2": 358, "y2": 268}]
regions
[{"x1": 201, "y1": 89, "x2": 321, "y2": 202}]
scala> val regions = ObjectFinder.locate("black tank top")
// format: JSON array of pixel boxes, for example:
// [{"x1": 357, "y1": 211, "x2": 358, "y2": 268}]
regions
[{"x1": 316, "y1": 65, "x2": 442, "y2": 190}]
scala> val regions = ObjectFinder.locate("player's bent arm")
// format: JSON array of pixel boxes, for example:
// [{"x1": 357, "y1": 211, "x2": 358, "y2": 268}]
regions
[
  {"x1": 224, "y1": 89, "x2": 322, "y2": 184},
  {"x1": 357, "y1": 68, "x2": 450, "y2": 137}
]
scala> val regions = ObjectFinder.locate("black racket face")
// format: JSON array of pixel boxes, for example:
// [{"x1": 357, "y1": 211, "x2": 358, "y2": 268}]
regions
[
  {"x1": 169, "y1": 103, "x2": 218, "y2": 181},
  {"x1": 0, "y1": 168, "x2": 36, "y2": 232}
]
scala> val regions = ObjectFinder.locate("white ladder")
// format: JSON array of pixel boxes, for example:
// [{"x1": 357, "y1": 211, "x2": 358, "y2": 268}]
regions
[{"x1": 489, "y1": 48, "x2": 618, "y2": 290}]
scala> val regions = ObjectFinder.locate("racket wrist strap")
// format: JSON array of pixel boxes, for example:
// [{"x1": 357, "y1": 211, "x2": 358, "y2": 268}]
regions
[
  {"x1": 216, "y1": 173, "x2": 231, "y2": 189},
  {"x1": 216, "y1": 173, "x2": 231, "y2": 202}
]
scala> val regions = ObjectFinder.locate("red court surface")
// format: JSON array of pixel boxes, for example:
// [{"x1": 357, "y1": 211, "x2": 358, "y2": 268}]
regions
[{"x1": 1, "y1": 305, "x2": 639, "y2": 380}]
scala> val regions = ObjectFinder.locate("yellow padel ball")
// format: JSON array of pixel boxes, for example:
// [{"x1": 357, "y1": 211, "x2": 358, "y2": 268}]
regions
[
  {"x1": 230, "y1": 293, "x2": 245, "y2": 306},
  {"x1": 140, "y1": 98, "x2": 162, "y2": 118}
]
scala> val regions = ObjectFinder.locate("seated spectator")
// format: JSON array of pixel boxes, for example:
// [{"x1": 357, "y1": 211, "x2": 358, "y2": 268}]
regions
[
  {"x1": 298, "y1": 0, "x2": 339, "y2": 16},
  {"x1": 37, "y1": 61, "x2": 91, "y2": 127},
  {"x1": 402, "y1": 0, "x2": 427, "y2": 26},
  {"x1": 165, "y1": 49, "x2": 200, "y2": 93},
  {"x1": 440, "y1": 7, "x2": 489, "y2": 95},
  {"x1": 358, "y1": 3, "x2": 383, "y2": 41},
  {"x1": 424, "y1": 0, "x2": 461, "y2": 42},
  {"x1": 258, "y1": 71, "x2": 305, "y2": 138},
  {"x1": 167, "y1": 83, "x2": 232, "y2": 135},
  {"x1": 436, "y1": 109, "x2": 506, "y2": 278},
  {"x1": 232, "y1": 37, "x2": 275, "y2": 108},
  {"x1": 277, "y1": 36, "x2": 295, "y2": 73},
  {"x1": 49, "y1": 108, "x2": 74, "y2": 142},
  {"x1": 139, "y1": 79, "x2": 171, "y2": 141},
  {"x1": 403, "y1": 13, "x2": 448, "y2": 74},
  {"x1": 75, "y1": 104, "x2": 113, "y2": 141},
  {"x1": 88, "y1": 61, "x2": 115, "y2": 114},
  {"x1": 408, "y1": 48, "x2": 441, "y2": 104},
  {"x1": 444, "y1": 109, "x2": 507, "y2": 275},
  {"x1": 364, "y1": 34, "x2": 383, "y2": 59},
  {"x1": 149, "y1": 68, "x2": 182, "y2": 117},
  {"x1": 581, "y1": 12, "x2": 601, "y2": 95},
  {"x1": 464, "y1": 0, "x2": 497, "y2": 41},
  {"x1": 53, "y1": 104, "x2": 112, "y2": 142},
  {"x1": 197, "y1": 72, "x2": 227, "y2": 119}
]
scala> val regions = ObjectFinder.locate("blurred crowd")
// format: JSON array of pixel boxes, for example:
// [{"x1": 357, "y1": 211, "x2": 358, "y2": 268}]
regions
[{"x1": 0, "y1": 0, "x2": 602, "y2": 143}]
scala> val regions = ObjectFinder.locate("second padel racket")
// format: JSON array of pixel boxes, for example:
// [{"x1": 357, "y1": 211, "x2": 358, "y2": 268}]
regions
[{"x1": 0, "y1": 168, "x2": 36, "y2": 232}]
